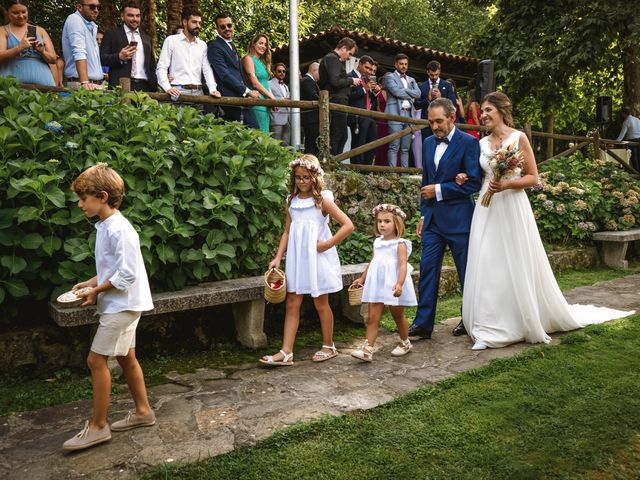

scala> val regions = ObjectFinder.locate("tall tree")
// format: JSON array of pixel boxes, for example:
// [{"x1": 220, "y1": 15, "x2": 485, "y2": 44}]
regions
[
  {"x1": 139, "y1": 0, "x2": 157, "y2": 46},
  {"x1": 166, "y1": 0, "x2": 182, "y2": 36},
  {"x1": 98, "y1": 0, "x2": 117, "y2": 31},
  {"x1": 469, "y1": 0, "x2": 640, "y2": 128}
]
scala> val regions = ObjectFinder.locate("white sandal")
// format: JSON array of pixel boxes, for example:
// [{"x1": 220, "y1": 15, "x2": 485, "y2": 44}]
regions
[
  {"x1": 351, "y1": 340, "x2": 374, "y2": 362},
  {"x1": 259, "y1": 349, "x2": 294, "y2": 366},
  {"x1": 391, "y1": 338, "x2": 412, "y2": 357},
  {"x1": 312, "y1": 344, "x2": 338, "y2": 362}
]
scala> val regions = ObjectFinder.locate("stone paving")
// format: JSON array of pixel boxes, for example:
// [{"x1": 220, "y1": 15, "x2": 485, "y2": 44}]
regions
[{"x1": 1, "y1": 275, "x2": 638, "y2": 480}]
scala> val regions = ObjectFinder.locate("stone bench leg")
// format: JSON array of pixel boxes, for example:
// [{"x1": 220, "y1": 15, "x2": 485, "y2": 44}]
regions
[
  {"x1": 340, "y1": 289, "x2": 368, "y2": 324},
  {"x1": 601, "y1": 241, "x2": 629, "y2": 269},
  {"x1": 232, "y1": 299, "x2": 267, "y2": 348}
]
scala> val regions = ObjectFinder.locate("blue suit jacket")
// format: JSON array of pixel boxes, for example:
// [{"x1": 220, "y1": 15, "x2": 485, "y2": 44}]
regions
[
  {"x1": 421, "y1": 128, "x2": 481, "y2": 234},
  {"x1": 415, "y1": 79, "x2": 458, "y2": 120},
  {"x1": 207, "y1": 36, "x2": 247, "y2": 97}
]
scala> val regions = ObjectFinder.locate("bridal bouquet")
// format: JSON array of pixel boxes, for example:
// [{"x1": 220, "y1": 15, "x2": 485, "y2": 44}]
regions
[{"x1": 481, "y1": 142, "x2": 524, "y2": 207}]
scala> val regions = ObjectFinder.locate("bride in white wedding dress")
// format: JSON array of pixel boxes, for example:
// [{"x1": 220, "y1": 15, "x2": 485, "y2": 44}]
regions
[{"x1": 461, "y1": 92, "x2": 633, "y2": 350}]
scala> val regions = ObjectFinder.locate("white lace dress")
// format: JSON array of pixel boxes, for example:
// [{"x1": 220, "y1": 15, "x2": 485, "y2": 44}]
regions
[
  {"x1": 362, "y1": 237, "x2": 417, "y2": 306},
  {"x1": 462, "y1": 130, "x2": 633, "y2": 348},
  {"x1": 285, "y1": 190, "x2": 343, "y2": 297}
]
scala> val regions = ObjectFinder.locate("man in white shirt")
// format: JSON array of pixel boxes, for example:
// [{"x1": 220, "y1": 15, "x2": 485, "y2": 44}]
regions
[
  {"x1": 268, "y1": 63, "x2": 291, "y2": 145},
  {"x1": 616, "y1": 106, "x2": 640, "y2": 171},
  {"x1": 155, "y1": 8, "x2": 220, "y2": 100}
]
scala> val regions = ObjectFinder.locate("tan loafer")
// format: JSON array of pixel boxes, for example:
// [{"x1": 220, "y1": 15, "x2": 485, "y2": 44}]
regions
[
  {"x1": 111, "y1": 410, "x2": 156, "y2": 431},
  {"x1": 62, "y1": 421, "x2": 111, "y2": 451}
]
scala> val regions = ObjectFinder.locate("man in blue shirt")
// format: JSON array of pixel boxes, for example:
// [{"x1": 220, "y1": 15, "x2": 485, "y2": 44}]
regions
[{"x1": 62, "y1": 1, "x2": 103, "y2": 90}]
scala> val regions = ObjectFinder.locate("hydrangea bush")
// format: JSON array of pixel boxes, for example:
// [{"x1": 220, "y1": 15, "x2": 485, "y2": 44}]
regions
[
  {"x1": 529, "y1": 150, "x2": 640, "y2": 243},
  {"x1": 0, "y1": 77, "x2": 292, "y2": 328}
]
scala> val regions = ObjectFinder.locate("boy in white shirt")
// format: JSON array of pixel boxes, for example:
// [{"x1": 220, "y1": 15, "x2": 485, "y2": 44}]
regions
[{"x1": 63, "y1": 164, "x2": 155, "y2": 451}]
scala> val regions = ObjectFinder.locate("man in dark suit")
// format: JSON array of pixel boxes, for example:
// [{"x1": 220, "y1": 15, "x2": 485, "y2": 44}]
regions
[
  {"x1": 300, "y1": 62, "x2": 320, "y2": 154},
  {"x1": 319, "y1": 37, "x2": 362, "y2": 155},
  {"x1": 415, "y1": 60, "x2": 458, "y2": 139},
  {"x1": 409, "y1": 98, "x2": 481, "y2": 340},
  {"x1": 100, "y1": 1, "x2": 156, "y2": 92},
  {"x1": 207, "y1": 12, "x2": 259, "y2": 129},
  {"x1": 348, "y1": 55, "x2": 379, "y2": 165}
]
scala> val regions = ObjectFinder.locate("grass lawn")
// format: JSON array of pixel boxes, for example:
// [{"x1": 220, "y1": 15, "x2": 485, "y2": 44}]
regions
[
  {"x1": 0, "y1": 262, "x2": 637, "y2": 418},
  {"x1": 142, "y1": 314, "x2": 640, "y2": 480}
]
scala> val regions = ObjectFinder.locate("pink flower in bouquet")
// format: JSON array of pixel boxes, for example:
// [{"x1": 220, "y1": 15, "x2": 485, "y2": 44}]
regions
[{"x1": 481, "y1": 142, "x2": 524, "y2": 207}]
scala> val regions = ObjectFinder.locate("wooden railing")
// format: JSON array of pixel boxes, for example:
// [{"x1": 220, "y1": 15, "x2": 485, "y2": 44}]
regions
[{"x1": 18, "y1": 80, "x2": 640, "y2": 176}]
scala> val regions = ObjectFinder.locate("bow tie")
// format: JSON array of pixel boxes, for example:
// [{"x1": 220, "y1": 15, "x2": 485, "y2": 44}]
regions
[
  {"x1": 435, "y1": 137, "x2": 450, "y2": 145},
  {"x1": 279, "y1": 80, "x2": 285, "y2": 85}
]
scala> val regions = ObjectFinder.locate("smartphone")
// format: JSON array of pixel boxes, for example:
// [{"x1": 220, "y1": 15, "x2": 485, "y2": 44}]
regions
[
  {"x1": 129, "y1": 41, "x2": 138, "y2": 47},
  {"x1": 27, "y1": 25, "x2": 37, "y2": 42}
]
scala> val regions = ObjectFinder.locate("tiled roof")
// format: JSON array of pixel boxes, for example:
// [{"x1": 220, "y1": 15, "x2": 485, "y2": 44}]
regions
[{"x1": 273, "y1": 26, "x2": 480, "y2": 65}]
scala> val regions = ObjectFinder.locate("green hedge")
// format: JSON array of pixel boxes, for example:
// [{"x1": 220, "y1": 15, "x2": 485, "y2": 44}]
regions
[
  {"x1": 530, "y1": 151, "x2": 640, "y2": 243},
  {"x1": 0, "y1": 77, "x2": 292, "y2": 329}
]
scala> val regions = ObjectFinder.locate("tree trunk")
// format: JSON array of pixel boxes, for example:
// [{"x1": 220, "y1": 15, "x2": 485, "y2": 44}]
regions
[
  {"x1": 622, "y1": 40, "x2": 640, "y2": 115},
  {"x1": 98, "y1": 0, "x2": 117, "y2": 32},
  {"x1": 166, "y1": 0, "x2": 183, "y2": 37},
  {"x1": 182, "y1": 1, "x2": 200, "y2": 11},
  {"x1": 139, "y1": 0, "x2": 157, "y2": 48}
]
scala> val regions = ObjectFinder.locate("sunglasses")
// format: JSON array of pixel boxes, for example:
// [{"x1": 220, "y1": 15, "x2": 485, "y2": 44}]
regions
[
  {"x1": 276, "y1": 70, "x2": 286, "y2": 74},
  {"x1": 83, "y1": 3, "x2": 101, "y2": 10},
  {"x1": 218, "y1": 23, "x2": 233, "y2": 30}
]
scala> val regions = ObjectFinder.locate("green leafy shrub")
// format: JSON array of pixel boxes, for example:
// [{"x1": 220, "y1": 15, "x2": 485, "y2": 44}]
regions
[
  {"x1": 0, "y1": 77, "x2": 292, "y2": 329},
  {"x1": 529, "y1": 150, "x2": 640, "y2": 243}
]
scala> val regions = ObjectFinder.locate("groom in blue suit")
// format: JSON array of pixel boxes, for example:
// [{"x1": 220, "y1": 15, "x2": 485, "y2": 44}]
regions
[{"x1": 409, "y1": 98, "x2": 481, "y2": 339}]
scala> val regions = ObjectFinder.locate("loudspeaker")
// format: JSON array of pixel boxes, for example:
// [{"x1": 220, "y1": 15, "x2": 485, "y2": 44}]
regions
[
  {"x1": 596, "y1": 96, "x2": 612, "y2": 123},
  {"x1": 474, "y1": 59, "x2": 496, "y2": 102}
]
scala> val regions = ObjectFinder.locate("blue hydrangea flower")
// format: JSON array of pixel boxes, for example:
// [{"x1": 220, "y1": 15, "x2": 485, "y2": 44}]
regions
[
  {"x1": 58, "y1": 92, "x2": 72, "y2": 97},
  {"x1": 45, "y1": 121, "x2": 64, "y2": 133}
]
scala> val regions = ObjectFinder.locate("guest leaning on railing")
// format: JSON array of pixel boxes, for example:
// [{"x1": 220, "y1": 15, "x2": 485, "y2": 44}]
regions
[{"x1": 0, "y1": 0, "x2": 56, "y2": 86}]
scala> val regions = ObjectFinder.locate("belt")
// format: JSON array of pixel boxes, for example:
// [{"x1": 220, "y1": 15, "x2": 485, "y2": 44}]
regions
[
  {"x1": 130, "y1": 78, "x2": 149, "y2": 83},
  {"x1": 67, "y1": 78, "x2": 102, "y2": 84},
  {"x1": 171, "y1": 84, "x2": 202, "y2": 89}
]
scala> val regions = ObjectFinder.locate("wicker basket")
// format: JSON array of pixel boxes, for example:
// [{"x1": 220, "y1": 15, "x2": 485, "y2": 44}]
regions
[
  {"x1": 264, "y1": 268, "x2": 286, "y2": 303},
  {"x1": 348, "y1": 282, "x2": 364, "y2": 306}
]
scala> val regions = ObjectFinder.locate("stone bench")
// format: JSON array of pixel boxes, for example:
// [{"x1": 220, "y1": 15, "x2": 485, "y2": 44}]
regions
[
  {"x1": 593, "y1": 228, "x2": 640, "y2": 269},
  {"x1": 49, "y1": 263, "x2": 459, "y2": 348}
]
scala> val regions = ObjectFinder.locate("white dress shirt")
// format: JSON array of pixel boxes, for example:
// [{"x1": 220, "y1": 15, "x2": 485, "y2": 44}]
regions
[
  {"x1": 617, "y1": 114, "x2": 640, "y2": 141},
  {"x1": 156, "y1": 33, "x2": 217, "y2": 92},
  {"x1": 95, "y1": 211, "x2": 154, "y2": 315},
  {"x1": 435, "y1": 126, "x2": 457, "y2": 201},
  {"x1": 396, "y1": 71, "x2": 411, "y2": 110},
  {"x1": 124, "y1": 25, "x2": 147, "y2": 80}
]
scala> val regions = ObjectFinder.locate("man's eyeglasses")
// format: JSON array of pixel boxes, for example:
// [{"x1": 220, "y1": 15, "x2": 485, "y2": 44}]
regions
[
  {"x1": 83, "y1": 3, "x2": 101, "y2": 10},
  {"x1": 218, "y1": 23, "x2": 233, "y2": 30},
  {"x1": 294, "y1": 175, "x2": 312, "y2": 183}
]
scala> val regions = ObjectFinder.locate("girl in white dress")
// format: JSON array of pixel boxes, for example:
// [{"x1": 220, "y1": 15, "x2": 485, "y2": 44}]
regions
[
  {"x1": 351, "y1": 204, "x2": 417, "y2": 362},
  {"x1": 260, "y1": 155, "x2": 354, "y2": 366},
  {"x1": 461, "y1": 92, "x2": 633, "y2": 351}
]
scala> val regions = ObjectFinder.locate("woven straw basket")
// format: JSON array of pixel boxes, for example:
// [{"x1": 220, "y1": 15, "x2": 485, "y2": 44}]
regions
[
  {"x1": 348, "y1": 282, "x2": 363, "y2": 306},
  {"x1": 264, "y1": 268, "x2": 286, "y2": 303}
]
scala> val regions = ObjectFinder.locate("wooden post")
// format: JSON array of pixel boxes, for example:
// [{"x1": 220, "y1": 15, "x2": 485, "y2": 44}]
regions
[
  {"x1": 523, "y1": 123, "x2": 532, "y2": 143},
  {"x1": 119, "y1": 77, "x2": 131, "y2": 92},
  {"x1": 318, "y1": 90, "x2": 331, "y2": 165},
  {"x1": 546, "y1": 113, "x2": 554, "y2": 159},
  {"x1": 593, "y1": 131, "x2": 601, "y2": 160}
]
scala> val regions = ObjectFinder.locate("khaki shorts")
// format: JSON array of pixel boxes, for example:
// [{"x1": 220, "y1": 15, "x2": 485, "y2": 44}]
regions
[{"x1": 90, "y1": 311, "x2": 141, "y2": 357}]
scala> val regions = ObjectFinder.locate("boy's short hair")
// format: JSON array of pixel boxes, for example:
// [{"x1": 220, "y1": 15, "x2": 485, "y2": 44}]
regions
[{"x1": 71, "y1": 164, "x2": 125, "y2": 209}]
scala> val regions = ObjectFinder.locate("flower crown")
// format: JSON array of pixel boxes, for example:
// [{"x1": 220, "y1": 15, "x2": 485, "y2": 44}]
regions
[
  {"x1": 289, "y1": 157, "x2": 324, "y2": 177},
  {"x1": 371, "y1": 203, "x2": 407, "y2": 220}
]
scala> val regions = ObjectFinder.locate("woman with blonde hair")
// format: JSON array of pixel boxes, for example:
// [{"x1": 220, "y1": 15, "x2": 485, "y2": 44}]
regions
[{"x1": 241, "y1": 33, "x2": 276, "y2": 133}]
